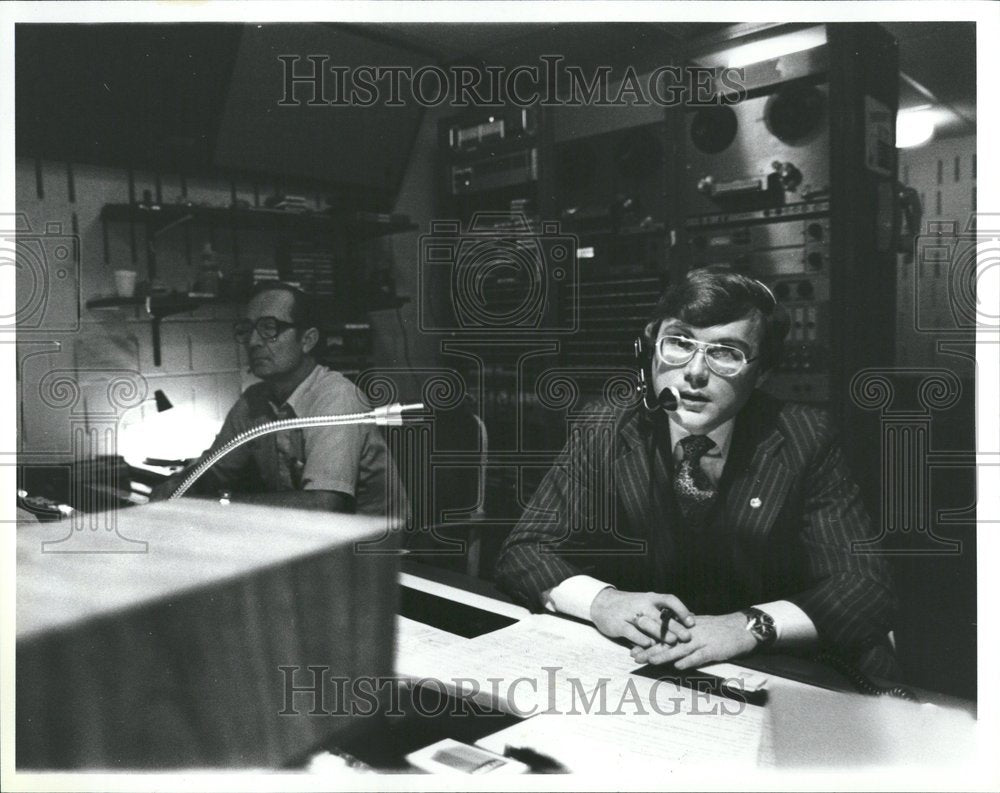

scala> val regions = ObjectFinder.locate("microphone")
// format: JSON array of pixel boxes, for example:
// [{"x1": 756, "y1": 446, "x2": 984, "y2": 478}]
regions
[
  {"x1": 168, "y1": 402, "x2": 425, "y2": 499},
  {"x1": 635, "y1": 335, "x2": 680, "y2": 416},
  {"x1": 371, "y1": 402, "x2": 424, "y2": 426},
  {"x1": 657, "y1": 385, "x2": 680, "y2": 412}
]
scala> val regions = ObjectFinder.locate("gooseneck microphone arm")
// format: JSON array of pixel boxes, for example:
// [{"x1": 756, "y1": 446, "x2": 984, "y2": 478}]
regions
[{"x1": 168, "y1": 402, "x2": 424, "y2": 500}]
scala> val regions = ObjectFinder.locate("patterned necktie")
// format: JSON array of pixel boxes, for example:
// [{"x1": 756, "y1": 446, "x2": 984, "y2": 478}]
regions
[{"x1": 672, "y1": 434, "x2": 718, "y2": 523}]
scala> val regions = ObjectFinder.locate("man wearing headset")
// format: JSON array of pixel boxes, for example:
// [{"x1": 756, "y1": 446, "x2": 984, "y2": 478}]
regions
[
  {"x1": 496, "y1": 267, "x2": 897, "y2": 676},
  {"x1": 153, "y1": 280, "x2": 394, "y2": 515}
]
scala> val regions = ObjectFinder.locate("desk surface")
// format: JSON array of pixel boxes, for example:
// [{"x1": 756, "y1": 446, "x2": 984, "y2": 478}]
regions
[
  {"x1": 15, "y1": 511, "x2": 976, "y2": 773},
  {"x1": 380, "y1": 562, "x2": 977, "y2": 773},
  {"x1": 400, "y1": 560, "x2": 973, "y2": 711}
]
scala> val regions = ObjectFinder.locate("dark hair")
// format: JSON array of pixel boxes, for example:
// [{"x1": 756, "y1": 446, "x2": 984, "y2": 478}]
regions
[
  {"x1": 249, "y1": 280, "x2": 324, "y2": 352},
  {"x1": 644, "y1": 266, "x2": 789, "y2": 370}
]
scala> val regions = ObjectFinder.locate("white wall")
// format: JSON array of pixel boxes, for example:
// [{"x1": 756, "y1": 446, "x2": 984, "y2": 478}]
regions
[
  {"x1": 15, "y1": 157, "x2": 432, "y2": 465},
  {"x1": 896, "y1": 133, "x2": 977, "y2": 375}
]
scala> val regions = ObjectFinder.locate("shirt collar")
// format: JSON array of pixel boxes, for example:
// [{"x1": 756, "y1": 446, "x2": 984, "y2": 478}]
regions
[
  {"x1": 667, "y1": 415, "x2": 735, "y2": 461},
  {"x1": 269, "y1": 363, "x2": 321, "y2": 416}
]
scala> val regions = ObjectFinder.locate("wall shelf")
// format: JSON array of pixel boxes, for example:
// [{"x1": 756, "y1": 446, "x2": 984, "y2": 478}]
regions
[
  {"x1": 87, "y1": 294, "x2": 227, "y2": 318},
  {"x1": 100, "y1": 203, "x2": 418, "y2": 239},
  {"x1": 97, "y1": 202, "x2": 418, "y2": 367}
]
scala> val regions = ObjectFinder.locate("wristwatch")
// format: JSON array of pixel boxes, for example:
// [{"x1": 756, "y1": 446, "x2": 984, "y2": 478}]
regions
[{"x1": 740, "y1": 607, "x2": 777, "y2": 648}]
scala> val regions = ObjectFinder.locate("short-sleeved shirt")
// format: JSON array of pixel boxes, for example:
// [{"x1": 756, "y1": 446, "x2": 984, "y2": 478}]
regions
[{"x1": 198, "y1": 365, "x2": 394, "y2": 515}]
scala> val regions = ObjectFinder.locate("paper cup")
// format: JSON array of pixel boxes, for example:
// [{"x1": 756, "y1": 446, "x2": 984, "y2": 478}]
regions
[{"x1": 114, "y1": 270, "x2": 137, "y2": 298}]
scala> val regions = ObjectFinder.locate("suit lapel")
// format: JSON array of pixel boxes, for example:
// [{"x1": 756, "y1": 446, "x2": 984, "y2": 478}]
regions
[
  {"x1": 720, "y1": 393, "x2": 792, "y2": 539},
  {"x1": 614, "y1": 410, "x2": 677, "y2": 583},
  {"x1": 611, "y1": 395, "x2": 794, "y2": 586},
  {"x1": 613, "y1": 411, "x2": 654, "y2": 538}
]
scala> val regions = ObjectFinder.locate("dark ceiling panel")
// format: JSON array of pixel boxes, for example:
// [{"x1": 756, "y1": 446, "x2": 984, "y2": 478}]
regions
[
  {"x1": 213, "y1": 25, "x2": 426, "y2": 201},
  {"x1": 16, "y1": 21, "x2": 976, "y2": 185},
  {"x1": 16, "y1": 24, "x2": 242, "y2": 169},
  {"x1": 353, "y1": 22, "x2": 729, "y2": 72},
  {"x1": 355, "y1": 21, "x2": 976, "y2": 130},
  {"x1": 883, "y1": 21, "x2": 976, "y2": 106}
]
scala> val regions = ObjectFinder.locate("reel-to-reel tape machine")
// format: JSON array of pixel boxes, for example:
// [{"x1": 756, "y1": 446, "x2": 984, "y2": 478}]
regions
[
  {"x1": 680, "y1": 25, "x2": 898, "y2": 407},
  {"x1": 685, "y1": 79, "x2": 830, "y2": 217}
]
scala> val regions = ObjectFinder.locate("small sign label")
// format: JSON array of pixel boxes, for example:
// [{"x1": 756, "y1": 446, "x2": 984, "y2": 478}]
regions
[{"x1": 865, "y1": 95, "x2": 895, "y2": 177}]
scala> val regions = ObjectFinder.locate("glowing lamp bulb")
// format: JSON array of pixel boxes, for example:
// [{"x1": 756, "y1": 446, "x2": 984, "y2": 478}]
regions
[{"x1": 896, "y1": 110, "x2": 935, "y2": 148}]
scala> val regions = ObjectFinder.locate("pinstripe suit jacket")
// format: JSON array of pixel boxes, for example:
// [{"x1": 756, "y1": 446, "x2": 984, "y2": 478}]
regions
[{"x1": 495, "y1": 390, "x2": 898, "y2": 674}]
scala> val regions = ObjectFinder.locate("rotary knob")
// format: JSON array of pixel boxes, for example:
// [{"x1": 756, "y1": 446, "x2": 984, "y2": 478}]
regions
[{"x1": 772, "y1": 161, "x2": 803, "y2": 192}]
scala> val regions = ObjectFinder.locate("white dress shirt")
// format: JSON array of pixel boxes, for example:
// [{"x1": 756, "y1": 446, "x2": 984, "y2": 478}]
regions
[{"x1": 543, "y1": 415, "x2": 818, "y2": 648}]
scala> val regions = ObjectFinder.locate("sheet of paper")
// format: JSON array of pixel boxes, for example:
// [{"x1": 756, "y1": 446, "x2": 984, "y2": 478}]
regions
[
  {"x1": 698, "y1": 662, "x2": 770, "y2": 692},
  {"x1": 395, "y1": 599, "x2": 778, "y2": 766},
  {"x1": 397, "y1": 612, "x2": 635, "y2": 713},
  {"x1": 475, "y1": 701, "x2": 766, "y2": 773},
  {"x1": 398, "y1": 611, "x2": 764, "y2": 722},
  {"x1": 394, "y1": 615, "x2": 466, "y2": 670}
]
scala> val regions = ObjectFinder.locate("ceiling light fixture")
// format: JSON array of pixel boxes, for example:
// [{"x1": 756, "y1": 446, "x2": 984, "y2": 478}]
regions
[
  {"x1": 896, "y1": 108, "x2": 936, "y2": 148},
  {"x1": 697, "y1": 26, "x2": 827, "y2": 69}
]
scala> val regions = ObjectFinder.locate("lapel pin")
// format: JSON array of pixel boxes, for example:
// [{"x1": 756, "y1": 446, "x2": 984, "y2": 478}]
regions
[{"x1": 749, "y1": 497, "x2": 762, "y2": 509}]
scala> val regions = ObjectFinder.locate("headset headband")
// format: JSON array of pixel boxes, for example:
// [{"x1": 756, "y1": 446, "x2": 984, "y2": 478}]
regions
[{"x1": 756, "y1": 278, "x2": 777, "y2": 307}]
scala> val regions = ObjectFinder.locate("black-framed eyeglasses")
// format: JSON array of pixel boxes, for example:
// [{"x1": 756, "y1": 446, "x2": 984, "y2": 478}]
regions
[
  {"x1": 233, "y1": 316, "x2": 299, "y2": 343},
  {"x1": 656, "y1": 335, "x2": 760, "y2": 377}
]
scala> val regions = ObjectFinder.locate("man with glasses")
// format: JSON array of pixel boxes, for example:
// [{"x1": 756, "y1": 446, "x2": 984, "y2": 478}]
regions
[
  {"x1": 496, "y1": 267, "x2": 897, "y2": 676},
  {"x1": 153, "y1": 281, "x2": 394, "y2": 515}
]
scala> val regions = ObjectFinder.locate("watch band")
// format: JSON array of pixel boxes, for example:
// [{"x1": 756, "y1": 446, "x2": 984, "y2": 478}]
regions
[{"x1": 741, "y1": 607, "x2": 777, "y2": 648}]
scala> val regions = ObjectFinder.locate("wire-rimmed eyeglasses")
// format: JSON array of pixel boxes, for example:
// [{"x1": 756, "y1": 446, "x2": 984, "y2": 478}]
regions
[{"x1": 656, "y1": 335, "x2": 759, "y2": 377}]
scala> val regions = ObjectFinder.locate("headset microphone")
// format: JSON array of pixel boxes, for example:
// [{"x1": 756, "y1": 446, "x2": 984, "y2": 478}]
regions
[
  {"x1": 657, "y1": 385, "x2": 680, "y2": 412},
  {"x1": 635, "y1": 336, "x2": 680, "y2": 414}
]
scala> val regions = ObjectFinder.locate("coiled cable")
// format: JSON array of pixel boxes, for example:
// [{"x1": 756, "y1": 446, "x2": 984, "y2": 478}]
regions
[{"x1": 816, "y1": 650, "x2": 919, "y2": 702}]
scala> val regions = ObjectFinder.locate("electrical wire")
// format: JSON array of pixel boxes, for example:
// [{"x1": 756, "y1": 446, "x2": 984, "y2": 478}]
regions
[
  {"x1": 395, "y1": 306, "x2": 415, "y2": 371},
  {"x1": 815, "y1": 650, "x2": 920, "y2": 702}
]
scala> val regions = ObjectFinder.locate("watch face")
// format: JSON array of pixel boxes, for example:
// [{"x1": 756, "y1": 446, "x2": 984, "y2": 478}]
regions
[
  {"x1": 750, "y1": 620, "x2": 775, "y2": 642},
  {"x1": 745, "y1": 609, "x2": 776, "y2": 646}
]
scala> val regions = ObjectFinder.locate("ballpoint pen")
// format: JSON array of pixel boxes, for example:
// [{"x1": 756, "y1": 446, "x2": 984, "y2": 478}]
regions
[{"x1": 659, "y1": 606, "x2": 676, "y2": 642}]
